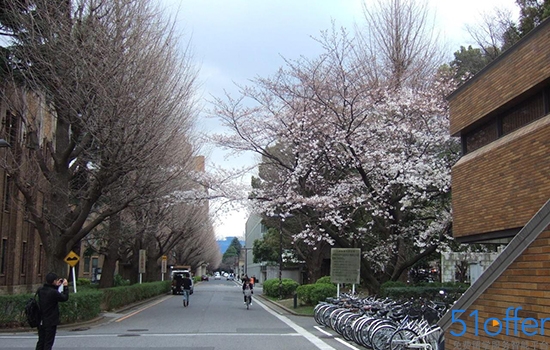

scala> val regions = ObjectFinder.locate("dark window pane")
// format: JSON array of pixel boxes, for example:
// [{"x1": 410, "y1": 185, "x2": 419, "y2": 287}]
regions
[
  {"x1": 502, "y1": 93, "x2": 545, "y2": 135},
  {"x1": 465, "y1": 120, "x2": 498, "y2": 153}
]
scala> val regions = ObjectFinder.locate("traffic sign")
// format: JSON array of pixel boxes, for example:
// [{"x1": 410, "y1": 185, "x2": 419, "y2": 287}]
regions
[{"x1": 64, "y1": 251, "x2": 80, "y2": 267}]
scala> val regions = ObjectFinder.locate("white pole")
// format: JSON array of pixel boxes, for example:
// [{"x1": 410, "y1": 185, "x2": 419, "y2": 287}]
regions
[
  {"x1": 71, "y1": 266, "x2": 77, "y2": 293},
  {"x1": 139, "y1": 273, "x2": 142, "y2": 284},
  {"x1": 337, "y1": 283, "x2": 340, "y2": 298}
]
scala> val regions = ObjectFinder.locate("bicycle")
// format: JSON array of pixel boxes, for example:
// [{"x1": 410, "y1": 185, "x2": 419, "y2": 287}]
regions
[
  {"x1": 389, "y1": 324, "x2": 442, "y2": 350},
  {"x1": 244, "y1": 288, "x2": 252, "y2": 309}
]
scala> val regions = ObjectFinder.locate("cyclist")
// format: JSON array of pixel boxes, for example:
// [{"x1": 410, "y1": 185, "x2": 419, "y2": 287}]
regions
[
  {"x1": 242, "y1": 278, "x2": 253, "y2": 306},
  {"x1": 181, "y1": 272, "x2": 192, "y2": 307}
]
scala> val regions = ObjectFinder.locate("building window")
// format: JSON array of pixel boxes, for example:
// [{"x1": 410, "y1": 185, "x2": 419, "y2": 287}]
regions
[
  {"x1": 501, "y1": 93, "x2": 545, "y2": 135},
  {"x1": 21, "y1": 241, "x2": 27, "y2": 275},
  {"x1": 464, "y1": 120, "x2": 498, "y2": 154},
  {"x1": 84, "y1": 256, "x2": 90, "y2": 274},
  {"x1": 0, "y1": 238, "x2": 7, "y2": 275},
  {"x1": 462, "y1": 88, "x2": 549, "y2": 154},
  {"x1": 3, "y1": 174, "x2": 11, "y2": 213},
  {"x1": 5, "y1": 110, "x2": 18, "y2": 147}
]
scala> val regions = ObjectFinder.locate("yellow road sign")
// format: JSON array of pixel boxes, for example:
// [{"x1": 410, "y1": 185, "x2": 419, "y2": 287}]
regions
[{"x1": 64, "y1": 251, "x2": 80, "y2": 267}]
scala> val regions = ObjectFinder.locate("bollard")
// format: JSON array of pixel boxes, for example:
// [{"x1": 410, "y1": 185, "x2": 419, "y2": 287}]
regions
[{"x1": 293, "y1": 293, "x2": 298, "y2": 309}]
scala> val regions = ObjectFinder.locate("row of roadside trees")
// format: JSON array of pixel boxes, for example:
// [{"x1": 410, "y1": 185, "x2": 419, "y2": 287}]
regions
[{"x1": 0, "y1": 0, "x2": 222, "y2": 287}]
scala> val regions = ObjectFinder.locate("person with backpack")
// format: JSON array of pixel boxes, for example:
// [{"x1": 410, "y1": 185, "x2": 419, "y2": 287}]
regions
[
  {"x1": 242, "y1": 278, "x2": 253, "y2": 306},
  {"x1": 36, "y1": 272, "x2": 69, "y2": 350}
]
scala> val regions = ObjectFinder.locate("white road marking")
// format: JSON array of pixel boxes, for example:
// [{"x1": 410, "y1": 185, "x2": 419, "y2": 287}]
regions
[
  {"x1": 255, "y1": 299, "x2": 336, "y2": 350},
  {"x1": 314, "y1": 326, "x2": 362, "y2": 350}
]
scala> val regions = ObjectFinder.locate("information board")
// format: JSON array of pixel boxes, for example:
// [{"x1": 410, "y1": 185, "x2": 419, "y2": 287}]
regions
[
  {"x1": 330, "y1": 248, "x2": 361, "y2": 284},
  {"x1": 139, "y1": 249, "x2": 146, "y2": 274}
]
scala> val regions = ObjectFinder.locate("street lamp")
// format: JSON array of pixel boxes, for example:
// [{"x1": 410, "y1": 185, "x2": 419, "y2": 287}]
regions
[{"x1": 0, "y1": 139, "x2": 11, "y2": 148}]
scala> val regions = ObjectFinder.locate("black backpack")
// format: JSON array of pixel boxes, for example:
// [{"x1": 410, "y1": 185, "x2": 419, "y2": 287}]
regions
[{"x1": 25, "y1": 290, "x2": 41, "y2": 328}]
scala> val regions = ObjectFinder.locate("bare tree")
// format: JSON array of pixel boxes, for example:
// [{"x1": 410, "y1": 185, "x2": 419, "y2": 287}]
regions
[
  {"x1": 0, "y1": 0, "x2": 200, "y2": 273},
  {"x1": 356, "y1": 0, "x2": 445, "y2": 88},
  {"x1": 464, "y1": 8, "x2": 517, "y2": 59}
]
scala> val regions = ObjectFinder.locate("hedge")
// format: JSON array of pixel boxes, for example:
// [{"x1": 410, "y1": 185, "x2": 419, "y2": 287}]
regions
[
  {"x1": 296, "y1": 283, "x2": 337, "y2": 305},
  {"x1": 0, "y1": 280, "x2": 171, "y2": 329},
  {"x1": 262, "y1": 278, "x2": 299, "y2": 298},
  {"x1": 380, "y1": 281, "x2": 468, "y2": 303}
]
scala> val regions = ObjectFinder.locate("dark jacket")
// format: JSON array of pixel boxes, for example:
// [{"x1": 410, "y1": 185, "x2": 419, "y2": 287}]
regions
[
  {"x1": 182, "y1": 277, "x2": 192, "y2": 290},
  {"x1": 242, "y1": 283, "x2": 253, "y2": 293},
  {"x1": 37, "y1": 283, "x2": 69, "y2": 326}
]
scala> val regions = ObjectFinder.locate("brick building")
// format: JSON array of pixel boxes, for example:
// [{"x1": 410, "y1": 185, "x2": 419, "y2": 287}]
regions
[{"x1": 439, "y1": 18, "x2": 550, "y2": 349}]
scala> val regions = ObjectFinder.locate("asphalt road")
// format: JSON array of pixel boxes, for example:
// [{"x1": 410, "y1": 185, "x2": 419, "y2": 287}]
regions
[{"x1": 0, "y1": 279, "x2": 360, "y2": 350}]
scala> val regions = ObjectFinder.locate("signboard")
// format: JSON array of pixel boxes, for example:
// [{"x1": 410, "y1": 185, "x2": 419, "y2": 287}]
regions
[
  {"x1": 161, "y1": 255, "x2": 167, "y2": 274},
  {"x1": 330, "y1": 248, "x2": 361, "y2": 284},
  {"x1": 138, "y1": 249, "x2": 146, "y2": 274},
  {"x1": 64, "y1": 251, "x2": 80, "y2": 267}
]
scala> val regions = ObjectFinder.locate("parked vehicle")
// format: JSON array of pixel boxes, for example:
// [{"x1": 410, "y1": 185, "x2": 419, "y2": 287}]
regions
[
  {"x1": 201, "y1": 275, "x2": 209, "y2": 281},
  {"x1": 171, "y1": 271, "x2": 194, "y2": 295}
]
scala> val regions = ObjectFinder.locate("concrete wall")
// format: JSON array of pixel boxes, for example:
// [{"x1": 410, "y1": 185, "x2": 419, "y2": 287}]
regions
[{"x1": 441, "y1": 249, "x2": 503, "y2": 284}]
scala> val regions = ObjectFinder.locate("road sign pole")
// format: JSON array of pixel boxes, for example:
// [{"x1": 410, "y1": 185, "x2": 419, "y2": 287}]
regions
[{"x1": 71, "y1": 266, "x2": 77, "y2": 293}]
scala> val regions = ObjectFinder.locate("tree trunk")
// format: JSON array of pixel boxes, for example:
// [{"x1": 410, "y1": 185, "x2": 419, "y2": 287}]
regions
[{"x1": 99, "y1": 213, "x2": 121, "y2": 288}]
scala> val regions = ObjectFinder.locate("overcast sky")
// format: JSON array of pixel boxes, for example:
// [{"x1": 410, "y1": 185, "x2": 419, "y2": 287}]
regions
[{"x1": 160, "y1": 0, "x2": 518, "y2": 239}]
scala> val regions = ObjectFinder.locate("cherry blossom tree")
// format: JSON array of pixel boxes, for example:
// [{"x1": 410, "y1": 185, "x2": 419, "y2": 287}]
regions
[{"x1": 210, "y1": 3, "x2": 460, "y2": 292}]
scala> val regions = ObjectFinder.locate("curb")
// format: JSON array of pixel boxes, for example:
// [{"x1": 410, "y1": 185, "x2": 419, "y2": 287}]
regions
[{"x1": 257, "y1": 294, "x2": 312, "y2": 317}]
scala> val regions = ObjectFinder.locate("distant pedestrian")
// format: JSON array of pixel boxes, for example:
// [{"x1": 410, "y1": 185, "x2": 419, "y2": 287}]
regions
[
  {"x1": 242, "y1": 278, "x2": 253, "y2": 305},
  {"x1": 181, "y1": 272, "x2": 192, "y2": 307},
  {"x1": 36, "y1": 272, "x2": 69, "y2": 350}
]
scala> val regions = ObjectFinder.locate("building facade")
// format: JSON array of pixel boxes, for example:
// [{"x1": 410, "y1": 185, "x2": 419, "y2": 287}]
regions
[
  {"x1": 242, "y1": 213, "x2": 303, "y2": 284},
  {"x1": 440, "y1": 18, "x2": 550, "y2": 348}
]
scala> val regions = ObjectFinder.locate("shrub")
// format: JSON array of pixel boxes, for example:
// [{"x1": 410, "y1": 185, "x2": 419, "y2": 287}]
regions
[
  {"x1": 263, "y1": 278, "x2": 299, "y2": 298},
  {"x1": 296, "y1": 284, "x2": 315, "y2": 305},
  {"x1": 76, "y1": 278, "x2": 91, "y2": 286},
  {"x1": 113, "y1": 274, "x2": 131, "y2": 287},
  {"x1": 379, "y1": 280, "x2": 407, "y2": 296},
  {"x1": 309, "y1": 284, "x2": 337, "y2": 304},
  {"x1": 381, "y1": 283, "x2": 468, "y2": 303},
  {"x1": 315, "y1": 276, "x2": 335, "y2": 285},
  {"x1": 297, "y1": 283, "x2": 337, "y2": 305}
]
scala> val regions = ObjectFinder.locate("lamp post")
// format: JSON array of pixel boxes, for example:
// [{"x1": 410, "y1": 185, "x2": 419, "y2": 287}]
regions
[
  {"x1": 0, "y1": 139, "x2": 10, "y2": 148},
  {"x1": 279, "y1": 218, "x2": 283, "y2": 299}
]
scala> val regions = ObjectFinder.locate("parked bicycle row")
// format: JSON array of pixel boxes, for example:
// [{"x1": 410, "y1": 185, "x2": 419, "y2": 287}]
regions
[{"x1": 314, "y1": 295, "x2": 446, "y2": 350}]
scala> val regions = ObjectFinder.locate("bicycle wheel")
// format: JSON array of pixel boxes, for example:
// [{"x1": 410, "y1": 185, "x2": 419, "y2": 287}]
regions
[
  {"x1": 328, "y1": 308, "x2": 348, "y2": 331},
  {"x1": 357, "y1": 317, "x2": 383, "y2": 348},
  {"x1": 389, "y1": 329, "x2": 419, "y2": 350},
  {"x1": 321, "y1": 306, "x2": 339, "y2": 327},
  {"x1": 342, "y1": 314, "x2": 361, "y2": 342},
  {"x1": 371, "y1": 324, "x2": 397, "y2": 350},
  {"x1": 314, "y1": 303, "x2": 331, "y2": 325}
]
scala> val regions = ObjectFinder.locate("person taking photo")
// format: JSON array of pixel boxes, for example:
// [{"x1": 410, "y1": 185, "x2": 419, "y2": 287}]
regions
[{"x1": 36, "y1": 272, "x2": 69, "y2": 350}]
